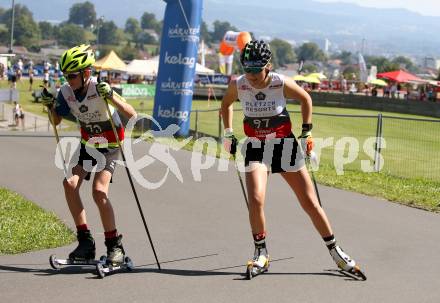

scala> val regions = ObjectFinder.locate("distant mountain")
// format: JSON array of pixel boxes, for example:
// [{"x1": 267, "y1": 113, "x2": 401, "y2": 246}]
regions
[{"x1": 0, "y1": 0, "x2": 439, "y2": 56}]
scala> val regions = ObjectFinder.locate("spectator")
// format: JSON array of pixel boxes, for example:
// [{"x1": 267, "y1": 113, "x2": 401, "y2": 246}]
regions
[
  {"x1": 12, "y1": 101, "x2": 20, "y2": 126},
  {"x1": 29, "y1": 66, "x2": 34, "y2": 91},
  {"x1": 390, "y1": 83, "x2": 397, "y2": 99},
  {"x1": 383, "y1": 85, "x2": 390, "y2": 98},
  {"x1": 405, "y1": 87, "x2": 411, "y2": 100},
  {"x1": 371, "y1": 86, "x2": 378, "y2": 97},
  {"x1": 16, "y1": 59, "x2": 23, "y2": 80},
  {"x1": 349, "y1": 83, "x2": 357, "y2": 94},
  {"x1": 10, "y1": 71, "x2": 17, "y2": 89},
  {"x1": 341, "y1": 77, "x2": 347, "y2": 94},
  {"x1": 18, "y1": 104, "x2": 24, "y2": 128},
  {"x1": 0, "y1": 62, "x2": 4, "y2": 79}
]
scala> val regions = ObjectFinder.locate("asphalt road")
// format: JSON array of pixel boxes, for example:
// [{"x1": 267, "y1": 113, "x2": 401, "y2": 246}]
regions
[{"x1": 1, "y1": 134, "x2": 439, "y2": 303}]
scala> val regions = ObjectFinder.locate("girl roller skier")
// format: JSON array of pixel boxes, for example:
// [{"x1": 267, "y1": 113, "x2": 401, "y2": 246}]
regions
[{"x1": 221, "y1": 40, "x2": 366, "y2": 280}]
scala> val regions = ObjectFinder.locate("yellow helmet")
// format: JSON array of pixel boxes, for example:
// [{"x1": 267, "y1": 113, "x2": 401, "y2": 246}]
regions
[{"x1": 60, "y1": 44, "x2": 95, "y2": 73}]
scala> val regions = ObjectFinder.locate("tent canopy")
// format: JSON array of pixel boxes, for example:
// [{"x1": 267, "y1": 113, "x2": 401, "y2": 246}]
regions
[
  {"x1": 125, "y1": 57, "x2": 215, "y2": 76},
  {"x1": 93, "y1": 50, "x2": 127, "y2": 71},
  {"x1": 126, "y1": 59, "x2": 158, "y2": 76},
  {"x1": 377, "y1": 70, "x2": 421, "y2": 83}
]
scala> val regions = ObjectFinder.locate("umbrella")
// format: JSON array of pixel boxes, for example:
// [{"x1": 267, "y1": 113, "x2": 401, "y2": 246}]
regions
[
  {"x1": 368, "y1": 79, "x2": 387, "y2": 86},
  {"x1": 293, "y1": 75, "x2": 307, "y2": 81},
  {"x1": 377, "y1": 70, "x2": 422, "y2": 83},
  {"x1": 308, "y1": 72, "x2": 327, "y2": 80},
  {"x1": 303, "y1": 76, "x2": 321, "y2": 84}
]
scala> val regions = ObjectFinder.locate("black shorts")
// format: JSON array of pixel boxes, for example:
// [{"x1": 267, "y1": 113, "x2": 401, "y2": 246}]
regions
[
  {"x1": 76, "y1": 143, "x2": 120, "y2": 181},
  {"x1": 242, "y1": 133, "x2": 305, "y2": 173}
]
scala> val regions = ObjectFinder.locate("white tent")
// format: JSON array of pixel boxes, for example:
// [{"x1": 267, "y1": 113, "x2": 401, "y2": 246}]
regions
[
  {"x1": 195, "y1": 63, "x2": 215, "y2": 75},
  {"x1": 126, "y1": 59, "x2": 158, "y2": 76},
  {"x1": 126, "y1": 57, "x2": 215, "y2": 76}
]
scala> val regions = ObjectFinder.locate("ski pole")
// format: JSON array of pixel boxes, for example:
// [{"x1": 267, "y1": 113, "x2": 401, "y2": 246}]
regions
[
  {"x1": 104, "y1": 97, "x2": 161, "y2": 270},
  {"x1": 232, "y1": 152, "x2": 248, "y2": 210},
  {"x1": 305, "y1": 151, "x2": 322, "y2": 207},
  {"x1": 47, "y1": 106, "x2": 68, "y2": 179}
]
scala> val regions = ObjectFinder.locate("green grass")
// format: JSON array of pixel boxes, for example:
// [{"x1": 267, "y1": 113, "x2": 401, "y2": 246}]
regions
[{"x1": 0, "y1": 187, "x2": 75, "y2": 254}]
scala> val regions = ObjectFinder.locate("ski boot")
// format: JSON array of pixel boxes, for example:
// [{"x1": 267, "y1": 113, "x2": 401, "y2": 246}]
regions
[
  {"x1": 49, "y1": 230, "x2": 98, "y2": 269},
  {"x1": 329, "y1": 245, "x2": 367, "y2": 280},
  {"x1": 246, "y1": 246, "x2": 270, "y2": 280},
  {"x1": 96, "y1": 235, "x2": 134, "y2": 278}
]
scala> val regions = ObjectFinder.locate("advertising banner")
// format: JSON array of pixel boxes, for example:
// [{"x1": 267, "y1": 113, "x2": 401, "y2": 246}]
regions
[
  {"x1": 153, "y1": 0, "x2": 203, "y2": 136},
  {"x1": 195, "y1": 74, "x2": 231, "y2": 85},
  {"x1": 121, "y1": 84, "x2": 155, "y2": 98}
]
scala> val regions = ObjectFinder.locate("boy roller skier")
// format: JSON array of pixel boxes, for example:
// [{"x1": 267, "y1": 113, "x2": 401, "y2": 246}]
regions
[{"x1": 42, "y1": 44, "x2": 137, "y2": 265}]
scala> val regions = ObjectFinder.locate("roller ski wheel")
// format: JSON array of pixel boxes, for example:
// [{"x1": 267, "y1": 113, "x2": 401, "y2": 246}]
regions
[
  {"x1": 49, "y1": 254, "x2": 61, "y2": 270},
  {"x1": 245, "y1": 259, "x2": 269, "y2": 280},
  {"x1": 49, "y1": 254, "x2": 100, "y2": 270},
  {"x1": 340, "y1": 265, "x2": 367, "y2": 281},
  {"x1": 96, "y1": 263, "x2": 106, "y2": 279},
  {"x1": 95, "y1": 255, "x2": 134, "y2": 279}
]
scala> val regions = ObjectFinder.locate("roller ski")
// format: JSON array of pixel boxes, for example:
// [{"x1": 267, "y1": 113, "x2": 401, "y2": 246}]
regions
[
  {"x1": 245, "y1": 246, "x2": 270, "y2": 280},
  {"x1": 50, "y1": 230, "x2": 99, "y2": 270},
  {"x1": 330, "y1": 245, "x2": 367, "y2": 281},
  {"x1": 95, "y1": 235, "x2": 134, "y2": 278}
]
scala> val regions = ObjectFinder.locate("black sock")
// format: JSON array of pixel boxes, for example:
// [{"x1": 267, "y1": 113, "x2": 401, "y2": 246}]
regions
[
  {"x1": 253, "y1": 232, "x2": 266, "y2": 249},
  {"x1": 323, "y1": 234, "x2": 336, "y2": 250}
]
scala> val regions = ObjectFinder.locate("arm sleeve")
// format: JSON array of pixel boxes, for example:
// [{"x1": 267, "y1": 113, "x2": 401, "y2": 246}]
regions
[{"x1": 54, "y1": 91, "x2": 71, "y2": 117}]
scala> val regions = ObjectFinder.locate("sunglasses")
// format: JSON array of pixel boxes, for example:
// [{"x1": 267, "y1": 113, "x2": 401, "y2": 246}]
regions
[
  {"x1": 65, "y1": 72, "x2": 81, "y2": 80},
  {"x1": 243, "y1": 65, "x2": 266, "y2": 74}
]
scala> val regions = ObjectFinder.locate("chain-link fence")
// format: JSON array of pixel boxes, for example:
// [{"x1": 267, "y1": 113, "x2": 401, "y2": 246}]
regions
[{"x1": 190, "y1": 108, "x2": 440, "y2": 182}]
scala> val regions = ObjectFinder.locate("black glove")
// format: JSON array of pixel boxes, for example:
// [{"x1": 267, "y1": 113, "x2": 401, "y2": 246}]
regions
[{"x1": 41, "y1": 87, "x2": 55, "y2": 108}]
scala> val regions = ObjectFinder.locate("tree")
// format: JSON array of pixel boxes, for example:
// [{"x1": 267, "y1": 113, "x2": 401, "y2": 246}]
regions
[
  {"x1": 119, "y1": 42, "x2": 138, "y2": 61},
  {"x1": 39, "y1": 21, "x2": 55, "y2": 40},
  {"x1": 3, "y1": 4, "x2": 40, "y2": 48},
  {"x1": 365, "y1": 56, "x2": 399, "y2": 73},
  {"x1": 211, "y1": 20, "x2": 238, "y2": 42},
  {"x1": 296, "y1": 42, "x2": 326, "y2": 63},
  {"x1": 57, "y1": 23, "x2": 87, "y2": 47},
  {"x1": 342, "y1": 66, "x2": 359, "y2": 80},
  {"x1": 125, "y1": 17, "x2": 142, "y2": 45},
  {"x1": 0, "y1": 7, "x2": 7, "y2": 23},
  {"x1": 98, "y1": 21, "x2": 119, "y2": 45},
  {"x1": 269, "y1": 38, "x2": 296, "y2": 68},
  {"x1": 200, "y1": 21, "x2": 212, "y2": 45},
  {"x1": 68, "y1": 1, "x2": 96, "y2": 28},
  {"x1": 125, "y1": 17, "x2": 141, "y2": 37},
  {"x1": 392, "y1": 56, "x2": 418, "y2": 73},
  {"x1": 332, "y1": 51, "x2": 353, "y2": 65},
  {"x1": 141, "y1": 12, "x2": 158, "y2": 29},
  {"x1": 302, "y1": 63, "x2": 318, "y2": 73},
  {"x1": 137, "y1": 31, "x2": 156, "y2": 45},
  {"x1": 0, "y1": 26, "x2": 8, "y2": 45}
]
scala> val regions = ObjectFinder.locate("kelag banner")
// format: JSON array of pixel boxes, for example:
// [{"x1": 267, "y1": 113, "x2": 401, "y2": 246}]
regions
[
  {"x1": 195, "y1": 74, "x2": 231, "y2": 85},
  {"x1": 121, "y1": 84, "x2": 155, "y2": 98},
  {"x1": 153, "y1": 0, "x2": 203, "y2": 136}
]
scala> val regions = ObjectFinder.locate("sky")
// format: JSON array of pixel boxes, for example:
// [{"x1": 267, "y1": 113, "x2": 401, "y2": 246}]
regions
[{"x1": 315, "y1": 0, "x2": 440, "y2": 17}]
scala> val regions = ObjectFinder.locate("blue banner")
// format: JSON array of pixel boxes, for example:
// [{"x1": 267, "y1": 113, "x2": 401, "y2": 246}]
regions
[
  {"x1": 153, "y1": 0, "x2": 203, "y2": 136},
  {"x1": 195, "y1": 74, "x2": 231, "y2": 85}
]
